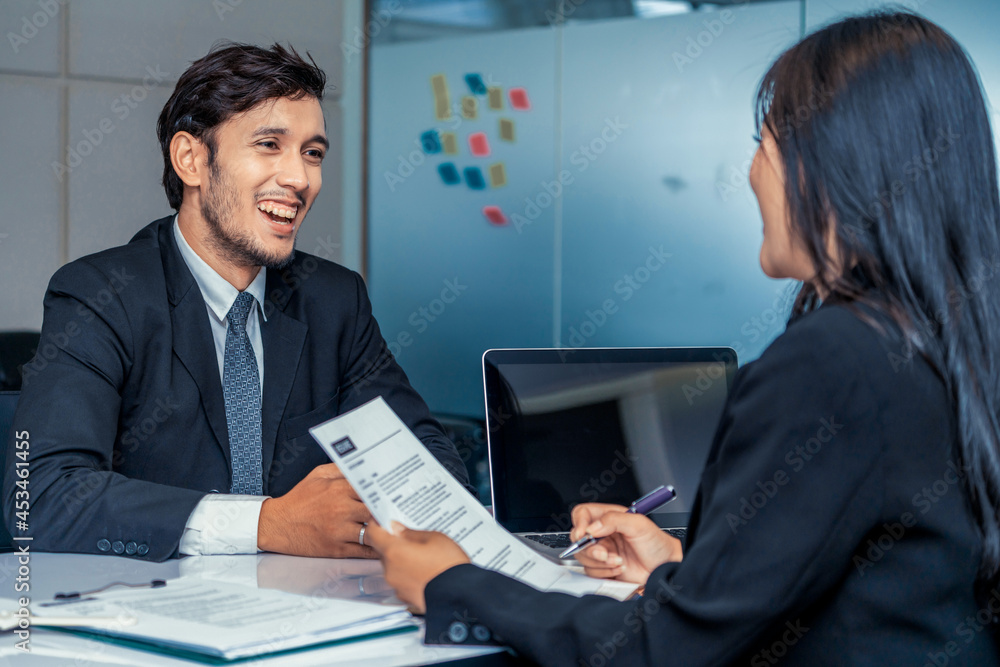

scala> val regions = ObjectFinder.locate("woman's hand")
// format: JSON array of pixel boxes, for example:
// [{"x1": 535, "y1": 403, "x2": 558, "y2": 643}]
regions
[
  {"x1": 570, "y1": 503, "x2": 682, "y2": 584},
  {"x1": 366, "y1": 521, "x2": 470, "y2": 614}
]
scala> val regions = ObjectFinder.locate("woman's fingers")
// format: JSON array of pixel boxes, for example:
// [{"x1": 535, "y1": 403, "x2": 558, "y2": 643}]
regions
[
  {"x1": 585, "y1": 511, "x2": 659, "y2": 541},
  {"x1": 582, "y1": 564, "x2": 627, "y2": 579},
  {"x1": 570, "y1": 503, "x2": 628, "y2": 540}
]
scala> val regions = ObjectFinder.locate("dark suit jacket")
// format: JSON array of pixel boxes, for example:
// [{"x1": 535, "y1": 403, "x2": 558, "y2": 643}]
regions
[
  {"x1": 3, "y1": 216, "x2": 472, "y2": 561},
  {"x1": 424, "y1": 300, "x2": 1000, "y2": 665}
]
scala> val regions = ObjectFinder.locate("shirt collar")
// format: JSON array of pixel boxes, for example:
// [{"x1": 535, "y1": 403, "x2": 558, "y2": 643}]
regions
[{"x1": 172, "y1": 216, "x2": 268, "y2": 324}]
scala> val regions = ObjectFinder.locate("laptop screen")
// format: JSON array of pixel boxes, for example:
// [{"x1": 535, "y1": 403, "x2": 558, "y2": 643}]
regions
[{"x1": 483, "y1": 348, "x2": 736, "y2": 533}]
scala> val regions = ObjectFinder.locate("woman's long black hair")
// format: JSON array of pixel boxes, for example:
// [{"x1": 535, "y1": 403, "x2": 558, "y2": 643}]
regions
[{"x1": 755, "y1": 10, "x2": 1000, "y2": 578}]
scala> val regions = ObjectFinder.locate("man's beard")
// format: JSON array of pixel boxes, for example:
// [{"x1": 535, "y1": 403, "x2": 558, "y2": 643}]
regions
[{"x1": 201, "y1": 160, "x2": 297, "y2": 270}]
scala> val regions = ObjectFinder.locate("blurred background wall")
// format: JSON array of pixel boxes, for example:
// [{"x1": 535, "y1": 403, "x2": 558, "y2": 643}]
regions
[{"x1": 363, "y1": 0, "x2": 1000, "y2": 418}]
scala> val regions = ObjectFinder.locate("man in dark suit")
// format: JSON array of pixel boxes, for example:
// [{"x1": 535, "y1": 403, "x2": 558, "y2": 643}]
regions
[{"x1": 2, "y1": 42, "x2": 471, "y2": 562}]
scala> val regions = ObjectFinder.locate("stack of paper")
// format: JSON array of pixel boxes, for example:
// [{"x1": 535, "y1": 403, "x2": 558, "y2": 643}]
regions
[{"x1": 31, "y1": 577, "x2": 415, "y2": 662}]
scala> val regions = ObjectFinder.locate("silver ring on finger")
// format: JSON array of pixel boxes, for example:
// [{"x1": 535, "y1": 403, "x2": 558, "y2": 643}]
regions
[{"x1": 359, "y1": 522, "x2": 367, "y2": 546}]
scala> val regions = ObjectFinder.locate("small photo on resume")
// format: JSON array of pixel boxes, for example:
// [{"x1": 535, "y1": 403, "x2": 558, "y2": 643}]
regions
[{"x1": 332, "y1": 436, "x2": 357, "y2": 457}]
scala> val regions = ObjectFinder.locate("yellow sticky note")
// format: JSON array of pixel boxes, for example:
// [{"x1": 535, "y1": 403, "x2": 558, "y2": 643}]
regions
[
  {"x1": 431, "y1": 74, "x2": 451, "y2": 121},
  {"x1": 441, "y1": 132, "x2": 458, "y2": 155},
  {"x1": 488, "y1": 86, "x2": 503, "y2": 110},
  {"x1": 489, "y1": 162, "x2": 507, "y2": 188},
  {"x1": 462, "y1": 95, "x2": 478, "y2": 120},
  {"x1": 499, "y1": 118, "x2": 515, "y2": 142}
]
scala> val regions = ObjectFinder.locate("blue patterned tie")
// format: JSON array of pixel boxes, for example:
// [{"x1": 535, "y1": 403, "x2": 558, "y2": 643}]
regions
[{"x1": 223, "y1": 292, "x2": 262, "y2": 495}]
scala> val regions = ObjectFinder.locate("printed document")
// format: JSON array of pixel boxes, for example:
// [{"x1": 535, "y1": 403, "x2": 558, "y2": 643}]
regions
[
  {"x1": 31, "y1": 577, "x2": 414, "y2": 661},
  {"x1": 310, "y1": 397, "x2": 637, "y2": 600}
]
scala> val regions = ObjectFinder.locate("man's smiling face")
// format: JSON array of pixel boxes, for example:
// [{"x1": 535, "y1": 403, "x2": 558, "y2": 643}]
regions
[{"x1": 200, "y1": 95, "x2": 327, "y2": 270}]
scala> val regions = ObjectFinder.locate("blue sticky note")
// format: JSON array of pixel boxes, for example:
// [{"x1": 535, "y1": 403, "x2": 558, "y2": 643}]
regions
[
  {"x1": 421, "y1": 130, "x2": 442, "y2": 154},
  {"x1": 438, "y1": 163, "x2": 460, "y2": 185},
  {"x1": 464, "y1": 73, "x2": 487, "y2": 95},
  {"x1": 464, "y1": 166, "x2": 486, "y2": 190}
]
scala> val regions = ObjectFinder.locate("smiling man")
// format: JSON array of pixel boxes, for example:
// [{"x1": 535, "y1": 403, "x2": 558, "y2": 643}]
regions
[{"x1": 3, "y1": 43, "x2": 472, "y2": 561}]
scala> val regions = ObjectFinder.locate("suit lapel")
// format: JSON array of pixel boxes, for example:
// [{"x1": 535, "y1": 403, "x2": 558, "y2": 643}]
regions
[
  {"x1": 260, "y1": 272, "x2": 307, "y2": 490},
  {"x1": 157, "y1": 218, "x2": 309, "y2": 492},
  {"x1": 158, "y1": 219, "x2": 232, "y2": 474}
]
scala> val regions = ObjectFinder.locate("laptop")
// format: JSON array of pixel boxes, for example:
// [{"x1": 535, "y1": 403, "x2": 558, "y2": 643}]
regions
[{"x1": 483, "y1": 347, "x2": 737, "y2": 558}]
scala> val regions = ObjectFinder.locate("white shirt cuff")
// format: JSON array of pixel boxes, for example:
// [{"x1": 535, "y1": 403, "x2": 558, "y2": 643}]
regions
[{"x1": 179, "y1": 494, "x2": 268, "y2": 555}]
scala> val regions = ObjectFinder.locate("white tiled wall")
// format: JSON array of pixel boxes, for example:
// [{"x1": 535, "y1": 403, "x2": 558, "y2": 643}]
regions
[
  {"x1": 1, "y1": 0, "x2": 360, "y2": 330},
  {"x1": 0, "y1": 0, "x2": 62, "y2": 75},
  {"x1": 0, "y1": 79, "x2": 63, "y2": 330}
]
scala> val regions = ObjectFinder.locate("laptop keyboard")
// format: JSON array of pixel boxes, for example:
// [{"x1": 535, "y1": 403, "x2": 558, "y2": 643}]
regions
[
  {"x1": 525, "y1": 528, "x2": 686, "y2": 548},
  {"x1": 525, "y1": 533, "x2": 572, "y2": 548}
]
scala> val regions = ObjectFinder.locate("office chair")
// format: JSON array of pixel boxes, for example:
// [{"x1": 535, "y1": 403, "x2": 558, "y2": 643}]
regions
[
  {"x1": 0, "y1": 331, "x2": 40, "y2": 391},
  {"x1": 0, "y1": 391, "x2": 18, "y2": 552},
  {"x1": 435, "y1": 413, "x2": 490, "y2": 503}
]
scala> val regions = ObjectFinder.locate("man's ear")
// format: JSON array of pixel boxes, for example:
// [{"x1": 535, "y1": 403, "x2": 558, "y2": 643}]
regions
[{"x1": 170, "y1": 131, "x2": 209, "y2": 189}]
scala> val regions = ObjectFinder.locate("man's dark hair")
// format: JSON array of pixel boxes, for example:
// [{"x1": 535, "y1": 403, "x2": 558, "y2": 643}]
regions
[{"x1": 156, "y1": 41, "x2": 327, "y2": 210}]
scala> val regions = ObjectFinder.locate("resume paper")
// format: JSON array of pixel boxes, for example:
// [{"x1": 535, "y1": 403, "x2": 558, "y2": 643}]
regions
[{"x1": 310, "y1": 397, "x2": 637, "y2": 600}]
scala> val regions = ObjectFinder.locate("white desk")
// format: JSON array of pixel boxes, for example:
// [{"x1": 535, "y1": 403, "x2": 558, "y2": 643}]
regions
[{"x1": 0, "y1": 552, "x2": 512, "y2": 666}]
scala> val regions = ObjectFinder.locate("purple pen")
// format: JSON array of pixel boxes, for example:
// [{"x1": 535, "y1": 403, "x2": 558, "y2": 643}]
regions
[{"x1": 558, "y1": 485, "x2": 677, "y2": 559}]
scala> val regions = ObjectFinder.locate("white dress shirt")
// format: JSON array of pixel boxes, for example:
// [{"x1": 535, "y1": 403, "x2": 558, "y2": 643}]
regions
[{"x1": 173, "y1": 218, "x2": 269, "y2": 555}]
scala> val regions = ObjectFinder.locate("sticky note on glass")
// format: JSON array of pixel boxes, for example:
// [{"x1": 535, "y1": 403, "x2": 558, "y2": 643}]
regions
[
  {"x1": 461, "y1": 96, "x2": 478, "y2": 120},
  {"x1": 488, "y1": 87, "x2": 503, "y2": 110},
  {"x1": 464, "y1": 167, "x2": 486, "y2": 190},
  {"x1": 488, "y1": 162, "x2": 507, "y2": 188},
  {"x1": 508, "y1": 87, "x2": 530, "y2": 110},
  {"x1": 441, "y1": 132, "x2": 458, "y2": 155},
  {"x1": 438, "y1": 163, "x2": 461, "y2": 185},
  {"x1": 499, "y1": 119, "x2": 515, "y2": 142},
  {"x1": 468, "y1": 132, "x2": 490, "y2": 157},
  {"x1": 464, "y1": 73, "x2": 487, "y2": 95},
  {"x1": 431, "y1": 74, "x2": 451, "y2": 121},
  {"x1": 420, "y1": 130, "x2": 442, "y2": 154},
  {"x1": 483, "y1": 206, "x2": 507, "y2": 225}
]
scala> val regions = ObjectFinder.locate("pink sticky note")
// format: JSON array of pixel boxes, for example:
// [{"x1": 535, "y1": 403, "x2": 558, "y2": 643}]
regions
[
  {"x1": 483, "y1": 206, "x2": 508, "y2": 225},
  {"x1": 468, "y1": 132, "x2": 491, "y2": 157},
  {"x1": 508, "y1": 88, "x2": 531, "y2": 110}
]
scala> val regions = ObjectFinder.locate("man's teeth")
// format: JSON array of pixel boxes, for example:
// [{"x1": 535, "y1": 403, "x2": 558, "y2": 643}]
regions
[{"x1": 256, "y1": 202, "x2": 297, "y2": 220}]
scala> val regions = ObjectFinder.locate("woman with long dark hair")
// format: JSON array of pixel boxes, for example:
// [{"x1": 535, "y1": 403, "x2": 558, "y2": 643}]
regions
[{"x1": 369, "y1": 11, "x2": 1000, "y2": 664}]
